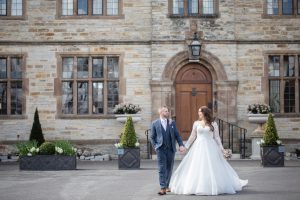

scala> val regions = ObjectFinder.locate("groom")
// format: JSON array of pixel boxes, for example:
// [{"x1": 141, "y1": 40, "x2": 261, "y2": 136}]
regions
[{"x1": 150, "y1": 106, "x2": 186, "y2": 195}]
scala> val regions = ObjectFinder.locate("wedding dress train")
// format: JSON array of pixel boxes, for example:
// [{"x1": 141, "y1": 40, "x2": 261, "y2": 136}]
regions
[{"x1": 169, "y1": 121, "x2": 248, "y2": 195}]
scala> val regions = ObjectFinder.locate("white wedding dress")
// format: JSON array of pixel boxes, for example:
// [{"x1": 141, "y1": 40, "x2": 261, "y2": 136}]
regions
[{"x1": 169, "y1": 121, "x2": 248, "y2": 195}]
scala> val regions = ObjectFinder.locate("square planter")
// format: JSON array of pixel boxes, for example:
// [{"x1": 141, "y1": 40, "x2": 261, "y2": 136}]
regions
[
  {"x1": 19, "y1": 155, "x2": 77, "y2": 170},
  {"x1": 118, "y1": 148, "x2": 140, "y2": 169},
  {"x1": 261, "y1": 146, "x2": 285, "y2": 167}
]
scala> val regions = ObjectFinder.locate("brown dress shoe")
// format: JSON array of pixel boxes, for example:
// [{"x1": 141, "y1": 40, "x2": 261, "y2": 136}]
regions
[
  {"x1": 166, "y1": 188, "x2": 171, "y2": 192},
  {"x1": 158, "y1": 188, "x2": 166, "y2": 195}
]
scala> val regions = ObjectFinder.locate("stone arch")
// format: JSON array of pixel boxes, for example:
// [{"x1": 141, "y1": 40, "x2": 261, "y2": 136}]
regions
[{"x1": 162, "y1": 50, "x2": 228, "y2": 82}]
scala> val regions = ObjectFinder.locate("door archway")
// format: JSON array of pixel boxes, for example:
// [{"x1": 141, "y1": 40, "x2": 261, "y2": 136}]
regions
[{"x1": 175, "y1": 64, "x2": 212, "y2": 140}]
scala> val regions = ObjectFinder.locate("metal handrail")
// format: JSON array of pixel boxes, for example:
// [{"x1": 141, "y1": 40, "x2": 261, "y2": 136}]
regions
[{"x1": 215, "y1": 118, "x2": 247, "y2": 159}]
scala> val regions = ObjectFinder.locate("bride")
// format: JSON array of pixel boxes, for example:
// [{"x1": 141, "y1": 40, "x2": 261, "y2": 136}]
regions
[{"x1": 169, "y1": 106, "x2": 248, "y2": 195}]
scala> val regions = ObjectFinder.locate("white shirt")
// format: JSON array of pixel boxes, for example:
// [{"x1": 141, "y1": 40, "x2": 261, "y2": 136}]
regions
[{"x1": 160, "y1": 118, "x2": 167, "y2": 131}]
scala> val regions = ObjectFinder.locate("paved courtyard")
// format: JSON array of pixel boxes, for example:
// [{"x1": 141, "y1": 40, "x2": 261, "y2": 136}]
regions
[{"x1": 0, "y1": 159, "x2": 299, "y2": 200}]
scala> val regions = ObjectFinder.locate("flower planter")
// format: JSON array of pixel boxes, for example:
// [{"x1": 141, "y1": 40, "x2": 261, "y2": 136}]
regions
[
  {"x1": 115, "y1": 114, "x2": 141, "y2": 123},
  {"x1": 260, "y1": 146, "x2": 285, "y2": 167},
  {"x1": 117, "y1": 148, "x2": 140, "y2": 169},
  {"x1": 19, "y1": 155, "x2": 77, "y2": 170}
]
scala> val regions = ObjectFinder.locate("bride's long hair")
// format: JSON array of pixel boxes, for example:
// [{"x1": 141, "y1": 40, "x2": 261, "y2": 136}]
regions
[{"x1": 199, "y1": 106, "x2": 214, "y2": 131}]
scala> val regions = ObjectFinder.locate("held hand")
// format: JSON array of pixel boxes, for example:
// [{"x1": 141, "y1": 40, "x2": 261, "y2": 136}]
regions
[{"x1": 179, "y1": 146, "x2": 186, "y2": 153}]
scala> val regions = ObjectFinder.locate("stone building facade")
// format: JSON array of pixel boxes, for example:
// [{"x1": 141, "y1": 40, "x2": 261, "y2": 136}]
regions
[{"x1": 0, "y1": 0, "x2": 300, "y2": 158}]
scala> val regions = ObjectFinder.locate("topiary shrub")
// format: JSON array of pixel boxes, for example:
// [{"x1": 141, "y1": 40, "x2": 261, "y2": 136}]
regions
[
  {"x1": 29, "y1": 108, "x2": 45, "y2": 146},
  {"x1": 119, "y1": 116, "x2": 138, "y2": 148},
  {"x1": 39, "y1": 142, "x2": 55, "y2": 155},
  {"x1": 263, "y1": 113, "x2": 279, "y2": 146}
]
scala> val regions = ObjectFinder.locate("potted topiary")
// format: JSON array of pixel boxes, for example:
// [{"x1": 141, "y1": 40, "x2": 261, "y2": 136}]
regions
[
  {"x1": 259, "y1": 113, "x2": 284, "y2": 167},
  {"x1": 115, "y1": 116, "x2": 140, "y2": 169}
]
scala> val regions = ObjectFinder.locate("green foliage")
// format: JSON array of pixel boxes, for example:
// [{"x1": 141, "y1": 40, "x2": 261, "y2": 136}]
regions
[
  {"x1": 119, "y1": 116, "x2": 138, "y2": 148},
  {"x1": 39, "y1": 142, "x2": 55, "y2": 155},
  {"x1": 29, "y1": 108, "x2": 45, "y2": 146},
  {"x1": 16, "y1": 140, "x2": 39, "y2": 156},
  {"x1": 263, "y1": 114, "x2": 279, "y2": 146},
  {"x1": 54, "y1": 140, "x2": 76, "y2": 156}
]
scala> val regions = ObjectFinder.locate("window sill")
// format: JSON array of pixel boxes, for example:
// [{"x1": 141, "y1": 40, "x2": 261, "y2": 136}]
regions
[
  {"x1": 56, "y1": 14, "x2": 125, "y2": 20},
  {"x1": 56, "y1": 114, "x2": 116, "y2": 119},
  {"x1": 168, "y1": 14, "x2": 219, "y2": 18},
  {"x1": 261, "y1": 14, "x2": 300, "y2": 19},
  {"x1": 272, "y1": 113, "x2": 300, "y2": 118},
  {"x1": 0, "y1": 115, "x2": 27, "y2": 120},
  {"x1": 0, "y1": 16, "x2": 27, "y2": 20}
]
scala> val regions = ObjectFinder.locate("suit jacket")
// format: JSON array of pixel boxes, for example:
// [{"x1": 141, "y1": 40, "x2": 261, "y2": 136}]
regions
[{"x1": 150, "y1": 119, "x2": 184, "y2": 152}]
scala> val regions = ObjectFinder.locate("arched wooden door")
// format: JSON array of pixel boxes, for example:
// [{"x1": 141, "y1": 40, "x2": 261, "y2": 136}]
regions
[{"x1": 175, "y1": 64, "x2": 212, "y2": 140}]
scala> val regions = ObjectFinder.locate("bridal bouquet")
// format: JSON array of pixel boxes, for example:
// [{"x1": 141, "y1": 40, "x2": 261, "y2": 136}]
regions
[{"x1": 223, "y1": 149, "x2": 232, "y2": 159}]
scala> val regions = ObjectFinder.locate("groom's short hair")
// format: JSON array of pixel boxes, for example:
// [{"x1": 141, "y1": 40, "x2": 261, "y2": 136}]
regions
[{"x1": 158, "y1": 105, "x2": 169, "y2": 114}]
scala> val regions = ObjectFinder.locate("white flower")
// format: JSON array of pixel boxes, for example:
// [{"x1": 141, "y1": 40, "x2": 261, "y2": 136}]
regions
[
  {"x1": 72, "y1": 147, "x2": 77, "y2": 152},
  {"x1": 30, "y1": 147, "x2": 36, "y2": 153},
  {"x1": 55, "y1": 146, "x2": 63, "y2": 154},
  {"x1": 135, "y1": 142, "x2": 140, "y2": 147},
  {"x1": 260, "y1": 139, "x2": 265, "y2": 144},
  {"x1": 36, "y1": 148, "x2": 39, "y2": 153},
  {"x1": 276, "y1": 140, "x2": 282, "y2": 145},
  {"x1": 114, "y1": 143, "x2": 122, "y2": 148},
  {"x1": 27, "y1": 153, "x2": 32, "y2": 156}
]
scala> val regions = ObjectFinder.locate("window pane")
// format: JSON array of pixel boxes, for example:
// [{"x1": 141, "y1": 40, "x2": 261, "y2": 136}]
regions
[
  {"x1": 173, "y1": 0, "x2": 184, "y2": 15},
  {"x1": 0, "y1": 82, "x2": 7, "y2": 114},
  {"x1": 269, "y1": 80, "x2": 280, "y2": 113},
  {"x1": 0, "y1": 58, "x2": 7, "y2": 78},
  {"x1": 283, "y1": 55, "x2": 295, "y2": 77},
  {"x1": 203, "y1": 0, "x2": 214, "y2": 14},
  {"x1": 78, "y1": 0, "x2": 88, "y2": 15},
  {"x1": 11, "y1": 0, "x2": 22, "y2": 16},
  {"x1": 188, "y1": 0, "x2": 198, "y2": 14},
  {"x1": 282, "y1": 0, "x2": 293, "y2": 15},
  {"x1": 298, "y1": 0, "x2": 300, "y2": 14},
  {"x1": 93, "y1": 0, "x2": 103, "y2": 15},
  {"x1": 92, "y1": 57, "x2": 103, "y2": 78},
  {"x1": 284, "y1": 80, "x2": 295, "y2": 112},
  {"x1": 107, "y1": 57, "x2": 119, "y2": 78},
  {"x1": 11, "y1": 57, "x2": 22, "y2": 79},
  {"x1": 268, "y1": 56, "x2": 280, "y2": 77},
  {"x1": 77, "y1": 82, "x2": 88, "y2": 114},
  {"x1": 267, "y1": 0, "x2": 279, "y2": 14},
  {"x1": 107, "y1": 0, "x2": 118, "y2": 15},
  {"x1": 107, "y1": 81, "x2": 118, "y2": 113},
  {"x1": 0, "y1": 0, "x2": 7, "y2": 16},
  {"x1": 92, "y1": 82, "x2": 103, "y2": 114},
  {"x1": 62, "y1": 0, "x2": 73, "y2": 16},
  {"x1": 11, "y1": 81, "x2": 22, "y2": 115},
  {"x1": 62, "y1": 57, "x2": 73, "y2": 78},
  {"x1": 77, "y1": 57, "x2": 88, "y2": 78},
  {"x1": 62, "y1": 81, "x2": 73, "y2": 114}
]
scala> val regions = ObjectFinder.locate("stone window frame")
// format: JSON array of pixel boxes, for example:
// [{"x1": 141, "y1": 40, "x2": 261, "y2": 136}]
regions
[
  {"x1": 55, "y1": 53, "x2": 124, "y2": 119},
  {"x1": 167, "y1": 0, "x2": 219, "y2": 18},
  {"x1": 264, "y1": 51, "x2": 300, "y2": 117},
  {"x1": 0, "y1": 0, "x2": 27, "y2": 20},
  {"x1": 0, "y1": 54, "x2": 28, "y2": 119},
  {"x1": 262, "y1": 0, "x2": 300, "y2": 19},
  {"x1": 56, "y1": 0, "x2": 124, "y2": 19}
]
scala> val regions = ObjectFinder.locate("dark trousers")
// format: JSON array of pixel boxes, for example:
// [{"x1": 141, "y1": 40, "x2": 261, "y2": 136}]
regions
[{"x1": 156, "y1": 147, "x2": 175, "y2": 189}]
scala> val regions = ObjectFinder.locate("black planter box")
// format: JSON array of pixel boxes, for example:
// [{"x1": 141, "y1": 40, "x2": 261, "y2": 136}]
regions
[
  {"x1": 19, "y1": 155, "x2": 77, "y2": 170},
  {"x1": 118, "y1": 148, "x2": 140, "y2": 169},
  {"x1": 261, "y1": 146, "x2": 285, "y2": 167}
]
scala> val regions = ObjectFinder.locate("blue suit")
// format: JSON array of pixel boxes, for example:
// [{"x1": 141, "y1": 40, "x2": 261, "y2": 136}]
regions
[{"x1": 150, "y1": 119, "x2": 184, "y2": 189}]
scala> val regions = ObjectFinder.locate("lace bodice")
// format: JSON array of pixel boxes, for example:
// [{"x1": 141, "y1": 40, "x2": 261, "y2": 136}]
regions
[{"x1": 185, "y1": 121, "x2": 224, "y2": 151}]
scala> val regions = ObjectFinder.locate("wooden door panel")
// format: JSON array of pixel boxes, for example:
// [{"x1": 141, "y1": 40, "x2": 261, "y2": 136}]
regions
[
  {"x1": 176, "y1": 91, "x2": 192, "y2": 138},
  {"x1": 176, "y1": 84, "x2": 212, "y2": 140}
]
